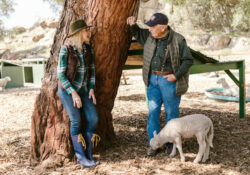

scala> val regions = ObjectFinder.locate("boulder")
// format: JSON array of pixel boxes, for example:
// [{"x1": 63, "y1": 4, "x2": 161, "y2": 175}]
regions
[
  {"x1": 138, "y1": 0, "x2": 163, "y2": 23},
  {"x1": 0, "y1": 49, "x2": 9, "y2": 59},
  {"x1": 40, "y1": 21, "x2": 47, "y2": 29},
  {"x1": 0, "y1": 49, "x2": 18, "y2": 60},
  {"x1": 186, "y1": 35, "x2": 211, "y2": 48},
  {"x1": 29, "y1": 21, "x2": 40, "y2": 31},
  {"x1": 228, "y1": 37, "x2": 250, "y2": 51},
  {"x1": 48, "y1": 21, "x2": 58, "y2": 28},
  {"x1": 32, "y1": 34, "x2": 45, "y2": 42},
  {"x1": 15, "y1": 27, "x2": 26, "y2": 34},
  {"x1": 206, "y1": 35, "x2": 231, "y2": 50},
  {"x1": 140, "y1": 0, "x2": 161, "y2": 8}
]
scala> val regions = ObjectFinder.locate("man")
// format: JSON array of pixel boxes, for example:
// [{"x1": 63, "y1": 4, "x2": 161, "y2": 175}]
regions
[{"x1": 127, "y1": 13, "x2": 193, "y2": 156}]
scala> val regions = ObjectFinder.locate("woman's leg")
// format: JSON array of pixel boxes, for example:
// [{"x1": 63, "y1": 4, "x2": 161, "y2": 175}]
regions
[
  {"x1": 81, "y1": 92, "x2": 99, "y2": 132},
  {"x1": 57, "y1": 87, "x2": 95, "y2": 168},
  {"x1": 81, "y1": 92, "x2": 99, "y2": 164},
  {"x1": 58, "y1": 86, "x2": 81, "y2": 135}
]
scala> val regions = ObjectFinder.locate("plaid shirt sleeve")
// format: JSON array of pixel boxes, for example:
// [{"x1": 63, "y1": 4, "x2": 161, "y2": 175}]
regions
[
  {"x1": 57, "y1": 45, "x2": 76, "y2": 94},
  {"x1": 89, "y1": 47, "x2": 96, "y2": 90}
]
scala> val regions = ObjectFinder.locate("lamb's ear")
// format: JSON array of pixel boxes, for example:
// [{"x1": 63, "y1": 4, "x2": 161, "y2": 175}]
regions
[{"x1": 153, "y1": 131, "x2": 157, "y2": 138}]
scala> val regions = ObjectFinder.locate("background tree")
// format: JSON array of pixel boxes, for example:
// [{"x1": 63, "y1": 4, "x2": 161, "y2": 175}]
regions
[
  {"x1": 0, "y1": 0, "x2": 14, "y2": 40},
  {"x1": 30, "y1": 0, "x2": 140, "y2": 164},
  {"x1": 159, "y1": 0, "x2": 250, "y2": 32},
  {"x1": 42, "y1": 0, "x2": 64, "y2": 13}
]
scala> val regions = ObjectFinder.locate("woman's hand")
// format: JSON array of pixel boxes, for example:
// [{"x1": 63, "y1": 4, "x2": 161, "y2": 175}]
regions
[
  {"x1": 89, "y1": 89, "x2": 97, "y2": 105},
  {"x1": 71, "y1": 91, "x2": 82, "y2": 108}
]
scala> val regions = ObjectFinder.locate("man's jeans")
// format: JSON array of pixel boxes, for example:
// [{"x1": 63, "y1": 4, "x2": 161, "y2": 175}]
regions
[
  {"x1": 147, "y1": 73, "x2": 181, "y2": 146},
  {"x1": 58, "y1": 87, "x2": 98, "y2": 136}
]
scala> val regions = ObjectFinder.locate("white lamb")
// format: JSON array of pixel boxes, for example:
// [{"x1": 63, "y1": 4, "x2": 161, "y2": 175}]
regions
[
  {"x1": 216, "y1": 77, "x2": 239, "y2": 97},
  {"x1": 217, "y1": 77, "x2": 250, "y2": 97},
  {"x1": 0, "y1": 76, "x2": 11, "y2": 90},
  {"x1": 150, "y1": 114, "x2": 214, "y2": 164}
]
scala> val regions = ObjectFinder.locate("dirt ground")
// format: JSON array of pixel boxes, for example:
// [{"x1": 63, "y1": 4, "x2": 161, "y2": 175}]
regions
[{"x1": 0, "y1": 69, "x2": 249, "y2": 175}]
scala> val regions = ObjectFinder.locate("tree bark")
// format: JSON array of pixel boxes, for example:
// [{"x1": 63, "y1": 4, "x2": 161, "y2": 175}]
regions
[{"x1": 30, "y1": 0, "x2": 140, "y2": 164}]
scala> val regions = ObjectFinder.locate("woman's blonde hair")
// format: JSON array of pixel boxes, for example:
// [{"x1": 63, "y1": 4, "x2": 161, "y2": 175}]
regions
[{"x1": 69, "y1": 30, "x2": 83, "y2": 50}]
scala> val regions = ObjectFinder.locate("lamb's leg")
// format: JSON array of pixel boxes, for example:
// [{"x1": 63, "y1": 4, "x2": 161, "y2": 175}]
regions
[
  {"x1": 175, "y1": 137, "x2": 185, "y2": 162},
  {"x1": 194, "y1": 134, "x2": 206, "y2": 164},
  {"x1": 169, "y1": 143, "x2": 176, "y2": 157},
  {"x1": 202, "y1": 126, "x2": 212, "y2": 162},
  {"x1": 202, "y1": 141, "x2": 210, "y2": 162},
  {"x1": 3, "y1": 82, "x2": 7, "y2": 89}
]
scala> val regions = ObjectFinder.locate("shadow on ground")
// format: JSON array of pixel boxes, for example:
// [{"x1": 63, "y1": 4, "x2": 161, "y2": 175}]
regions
[
  {"x1": 0, "y1": 87, "x2": 40, "y2": 94},
  {"x1": 103, "y1": 107, "x2": 249, "y2": 174}
]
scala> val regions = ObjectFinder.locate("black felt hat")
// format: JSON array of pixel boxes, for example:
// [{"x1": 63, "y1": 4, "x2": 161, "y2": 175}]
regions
[{"x1": 68, "y1": 19, "x2": 92, "y2": 38}]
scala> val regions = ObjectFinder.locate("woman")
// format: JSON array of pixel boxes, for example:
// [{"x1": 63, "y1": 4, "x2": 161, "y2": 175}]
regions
[{"x1": 57, "y1": 19, "x2": 100, "y2": 168}]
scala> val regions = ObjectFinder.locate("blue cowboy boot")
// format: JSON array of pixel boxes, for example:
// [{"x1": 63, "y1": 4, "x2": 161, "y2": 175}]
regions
[
  {"x1": 71, "y1": 134, "x2": 95, "y2": 168},
  {"x1": 85, "y1": 132, "x2": 101, "y2": 164}
]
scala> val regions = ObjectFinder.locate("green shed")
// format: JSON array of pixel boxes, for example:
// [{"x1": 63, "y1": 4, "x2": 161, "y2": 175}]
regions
[
  {"x1": 0, "y1": 60, "x2": 24, "y2": 88},
  {"x1": 22, "y1": 58, "x2": 47, "y2": 85}
]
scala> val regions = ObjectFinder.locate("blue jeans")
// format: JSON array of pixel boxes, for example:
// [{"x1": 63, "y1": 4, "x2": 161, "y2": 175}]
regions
[
  {"x1": 147, "y1": 73, "x2": 181, "y2": 146},
  {"x1": 58, "y1": 87, "x2": 98, "y2": 136}
]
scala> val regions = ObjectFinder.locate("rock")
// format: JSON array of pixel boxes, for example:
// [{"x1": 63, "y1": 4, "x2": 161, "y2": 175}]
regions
[
  {"x1": 29, "y1": 21, "x2": 40, "y2": 31},
  {"x1": 186, "y1": 35, "x2": 211, "y2": 47},
  {"x1": 15, "y1": 27, "x2": 26, "y2": 34},
  {"x1": 32, "y1": 34, "x2": 45, "y2": 42},
  {"x1": 140, "y1": 0, "x2": 160, "y2": 8},
  {"x1": 138, "y1": 9, "x2": 159, "y2": 23},
  {"x1": 138, "y1": 0, "x2": 163, "y2": 23},
  {"x1": 206, "y1": 35, "x2": 231, "y2": 50},
  {"x1": 40, "y1": 21, "x2": 47, "y2": 29},
  {"x1": 6, "y1": 53, "x2": 18, "y2": 60},
  {"x1": 228, "y1": 37, "x2": 250, "y2": 51},
  {"x1": 0, "y1": 49, "x2": 18, "y2": 60},
  {"x1": 48, "y1": 21, "x2": 58, "y2": 28},
  {"x1": 30, "y1": 47, "x2": 41, "y2": 55},
  {"x1": 0, "y1": 49, "x2": 10, "y2": 59}
]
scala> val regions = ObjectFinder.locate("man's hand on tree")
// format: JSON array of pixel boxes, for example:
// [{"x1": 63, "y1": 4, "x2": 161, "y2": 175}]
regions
[{"x1": 127, "y1": 16, "x2": 136, "y2": 26}]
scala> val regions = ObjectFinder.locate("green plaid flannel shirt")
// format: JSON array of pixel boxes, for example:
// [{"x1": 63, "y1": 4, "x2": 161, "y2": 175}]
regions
[{"x1": 57, "y1": 44, "x2": 95, "y2": 94}]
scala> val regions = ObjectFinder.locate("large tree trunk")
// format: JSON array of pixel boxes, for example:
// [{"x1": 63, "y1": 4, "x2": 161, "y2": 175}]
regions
[{"x1": 30, "y1": 0, "x2": 140, "y2": 164}]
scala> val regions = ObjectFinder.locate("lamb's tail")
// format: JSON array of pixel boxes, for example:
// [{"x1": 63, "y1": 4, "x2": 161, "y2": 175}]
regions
[{"x1": 206, "y1": 121, "x2": 214, "y2": 148}]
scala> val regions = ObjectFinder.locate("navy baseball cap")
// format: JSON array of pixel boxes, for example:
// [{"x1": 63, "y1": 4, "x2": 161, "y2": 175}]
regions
[{"x1": 145, "y1": 13, "x2": 168, "y2": 27}]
